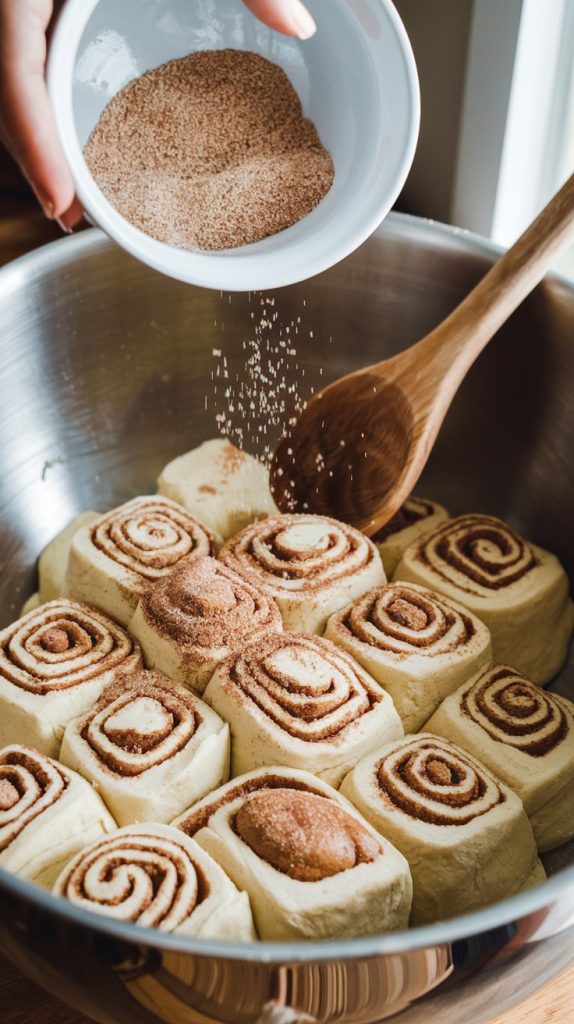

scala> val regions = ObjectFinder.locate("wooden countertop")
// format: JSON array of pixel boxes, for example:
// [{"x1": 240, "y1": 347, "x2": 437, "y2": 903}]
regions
[{"x1": 0, "y1": 158, "x2": 572, "y2": 1024}]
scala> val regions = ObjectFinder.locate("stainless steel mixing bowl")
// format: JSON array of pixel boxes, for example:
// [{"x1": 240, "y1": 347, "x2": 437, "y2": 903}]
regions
[{"x1": 0, "y1": 216, "x2": 573, "y2": 1024}]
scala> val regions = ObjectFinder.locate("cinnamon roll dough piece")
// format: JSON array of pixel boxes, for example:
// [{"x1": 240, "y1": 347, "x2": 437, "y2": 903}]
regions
[
  {"x1": 220, "y1": 513, "x2": 386, "y2": 634},
  {"x1": 60, "y1": 670, "x2": 230, "y2": 825},
  {"x1": 38, "y1": 510, "x2": 100, "y2": 603},
  {"x1": 394, "y1": 515, "x2": 574, "y2": 683},
  {"x1": 0, "y1": 600, "x2": 142, "y2": 757},
  {"x1": 340, "y1": 734, "x2": 543, "y2": 924},
  {"x1": 129, "y1": 556, "x2": 283, "y2": 695},
  {"x1": 0, "y1": 744, "x2": 116, "y2": 888},
  {"x1": 426, "y1": 665, "x2": 574, "y2": 852},
  {"x1": 158, "y1": 438, "x2": 278, "y2": 541},
  {"x1": 373, "y1": 497, "x2": 449, "y2": 578},
  {"x1": 53, "y1": 823, "x2": 255, "y2": 940},
  {"x1": 324, "y1": 582, "x2": 492, "y2": 732},
  {"x1": 204, "y1": 633, "x2": 402, "y2": 785},
  {"x1": 64, "y1": 496, "x2": 220, "y2": 626},
  {"x1": 175, "y1": 766, "x2": 412, "y2": 940}
]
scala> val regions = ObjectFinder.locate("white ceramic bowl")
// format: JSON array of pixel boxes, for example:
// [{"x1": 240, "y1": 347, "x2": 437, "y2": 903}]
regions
[{"x1": 47, "y1": 0, "x2": 419, "y2": 291}]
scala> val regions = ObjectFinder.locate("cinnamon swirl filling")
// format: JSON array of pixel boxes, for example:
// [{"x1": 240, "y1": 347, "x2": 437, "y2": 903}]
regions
[
  {"x1": 462, "y1": 666, "x2": 568, "y2": 757},
  {"x1": 0, "y1": 601, "x2": 139, "y2": 695},
  {"x1": 220, "y1": 513, "x2": 380, "y2": 594},
  {"x1": 0, "y1": 747, "x2": 68, "y2": 851},
  {"x1": 58, "y1": 830, "x2": 208, "y2": 929},
  {"x1": 225, "y1": 633, "x2": 382, "y2": 741},
  {"x1": 80, "y1": 672, "x2": 201, "y2": 776},
  {"x1": 90, "y1": 496, "x2": 217, "y2": 581},
  {"x1": 416, "y1": 516, "x2": 538, "y2": 595},
  {"x1": 338, "y1": 583, "x2": 475, "y2": 657},
  {"x1": 376, "y1": 737, "x2": 505, "y2": 825}
]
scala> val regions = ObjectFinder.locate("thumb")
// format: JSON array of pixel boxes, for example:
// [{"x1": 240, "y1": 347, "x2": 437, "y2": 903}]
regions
[{"x1": 242, "y1": 0, "x2": 316, "y2": 39}]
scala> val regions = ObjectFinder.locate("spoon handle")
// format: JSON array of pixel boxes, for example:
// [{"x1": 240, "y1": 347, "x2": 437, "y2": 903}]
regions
[{"x1": 421, "y1": 172, "x2": 574, "y2": 376}]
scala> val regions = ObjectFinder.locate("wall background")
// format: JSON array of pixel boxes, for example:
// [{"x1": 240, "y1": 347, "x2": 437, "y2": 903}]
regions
[{"x1": 395, "y1": 0, "x2": 474, "y2": 223}]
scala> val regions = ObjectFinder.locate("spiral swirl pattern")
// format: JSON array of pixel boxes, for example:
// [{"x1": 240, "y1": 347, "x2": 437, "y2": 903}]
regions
[
  {"x1": 462, "y1": 666, "x2": 568, "y2": 757},
  {"x1": 374, "y1": 498, "x2": 437, "y2": 543},
  {"x1": 220, "y1": 514, "x2": 380, "y2": 595},
  {"x1": 57, "y1": 829, "x2": 207, "y2": 929},
  {"x1": 0, "y1": 746, "x2": 67, "y2": 851},
  {"x1": 376, "y1": 736, "x2": 505, "y2": 825},
  {"x1": 81, "y1": 673, "x2": 201, "y2": 776},
  {"x1": 337, "y1": 583, "x2": 476, "y2": 657},
  {"x1": 140, "y1": 556, "x2": 282, "y2": 648},
  {"x1": 415, "y1": 515, "x2": 538, "y2": 596},
  {"x1": 91, "y1": 496, "x2": 217, "y2": 581},
  {"x1": 224, "y1": 633, "x2": 384, "y2": 741},
  {"x1": 0, "y1": 600, "x2": 139, "y2": 695}
]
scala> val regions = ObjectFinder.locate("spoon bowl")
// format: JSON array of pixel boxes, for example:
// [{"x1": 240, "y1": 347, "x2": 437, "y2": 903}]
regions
[
  {"x1": 271, "y1": 172, "x2": 574, "y2": 532},
  {"x1": 272, "y1": 369, "x2": 415, "y2": 531}
]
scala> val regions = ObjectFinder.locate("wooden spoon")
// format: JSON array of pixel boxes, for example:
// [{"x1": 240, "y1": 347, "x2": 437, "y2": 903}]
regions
[{"x1": 270, "y1": 172, "x2": 574, "y2": 535}]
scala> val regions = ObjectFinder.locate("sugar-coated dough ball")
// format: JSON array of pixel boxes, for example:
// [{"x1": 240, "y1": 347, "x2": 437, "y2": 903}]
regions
[
  {"x1": 129, "y1": 556, "x2": 283, "y2": 694},
  {"x1": 175, "y1": 767, "x2": 412, "y2": 940}
]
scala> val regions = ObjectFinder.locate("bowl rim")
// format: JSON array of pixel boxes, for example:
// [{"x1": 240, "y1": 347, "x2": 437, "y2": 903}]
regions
[
  {"x1": 46, "y1": 0, "x2": 421, "y2": 291},
  {"x1": 1, "y1": 215, "x2": 573, "y2": 960},
  {"x1": 1, "y1": 847, "x2": 574, "y2": 961}
]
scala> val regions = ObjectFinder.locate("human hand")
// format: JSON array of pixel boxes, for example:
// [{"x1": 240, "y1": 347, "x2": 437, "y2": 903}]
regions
[{"x1": 0, "y1": 0, "x2": 316, "y2": 231}]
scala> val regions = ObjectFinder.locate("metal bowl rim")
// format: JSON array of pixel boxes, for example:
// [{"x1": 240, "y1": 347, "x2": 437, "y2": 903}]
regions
[
  {"x1": 1, "y1": 216, "x2": 574, "y2": 961},
  {"x1": 3, "y1": 214, "x2": 574, "y2": 294},
  {"x1": 0, "y1": 213, "x2": 513, "y2": 298}
]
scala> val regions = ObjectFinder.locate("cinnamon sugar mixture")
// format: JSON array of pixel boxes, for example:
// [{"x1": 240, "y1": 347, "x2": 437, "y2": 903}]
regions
[
  {"x1": 235, "y1": 789, "x2": 381, "y2": 881},
  {"x1": 140, "y1": 556, "x2": 281, "y2": 646},
  {"x1": 84, "y1": 50, "x2": 334, "y2": 251}
]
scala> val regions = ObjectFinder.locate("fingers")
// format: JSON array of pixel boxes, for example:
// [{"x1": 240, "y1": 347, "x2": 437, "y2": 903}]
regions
[
  {"x1": 242, "y1": 0, "x2": 316, "y2": 39},
  {"x1": 0, "y1": 0, "x2": 78, "y2": 221}
]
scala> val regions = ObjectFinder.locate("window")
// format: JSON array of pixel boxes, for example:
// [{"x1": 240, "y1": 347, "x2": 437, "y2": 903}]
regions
[{"x1": 451, "y1": 0, "x2": 574, "y2": 277}]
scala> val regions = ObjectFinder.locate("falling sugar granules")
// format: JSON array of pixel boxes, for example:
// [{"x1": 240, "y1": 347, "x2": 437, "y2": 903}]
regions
[
  {"x1": 84, "y1": 50, "x2": 334, "y2": 251},
  {"x1": 209, "y1": 295, "x2": 309, "y2": 462}
]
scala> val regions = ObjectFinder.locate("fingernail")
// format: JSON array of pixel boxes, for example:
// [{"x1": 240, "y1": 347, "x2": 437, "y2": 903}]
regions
[
  {"x1": 33, "y1": 190, "x2": 55, "y2": 218},
  {"x1": 42, "y1": 199, "x2": 56, "y2": 219},
  {"x1": 57, "y1": 218, "x2": 73, "y2": 235},
  {"x1": 290, "y1": 0, "x2": 316, "y2": 39}
]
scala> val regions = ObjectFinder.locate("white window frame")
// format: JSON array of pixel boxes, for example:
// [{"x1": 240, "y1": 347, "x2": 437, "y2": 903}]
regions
[{"x1": 451, "y1": 0, "x2": 574, "y2": 258}]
